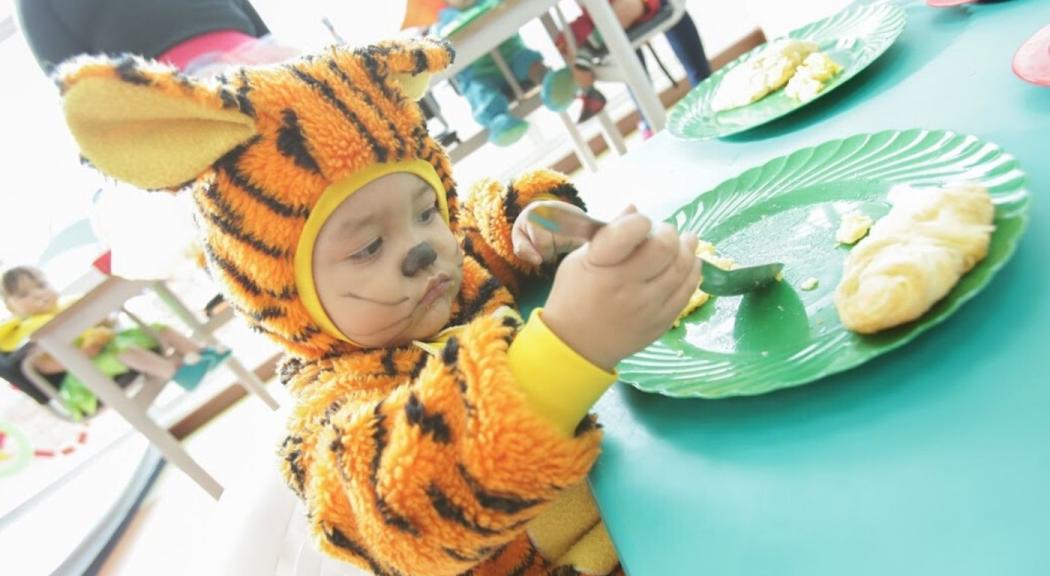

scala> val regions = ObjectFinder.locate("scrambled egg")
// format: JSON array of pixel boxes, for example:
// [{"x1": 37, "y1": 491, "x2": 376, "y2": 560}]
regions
[
  {"x1": 785, "y1": 52, "x2": 844, "y2": 101},
  {"x1": 712, "y1": 39, "x2": 820, "y2": 112},
  {"x1": 835, "y1": 212, "x2": 874, "y2": 245},
  {"x1": 673, "y1": 241, "x2": 735, "y2": 327}
]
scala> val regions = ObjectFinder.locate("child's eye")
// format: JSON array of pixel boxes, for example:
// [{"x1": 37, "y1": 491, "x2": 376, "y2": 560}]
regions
[
  {"x1": 350, "y1": 238, "x2": 383, "y2": 261},
  {"x1": 418, "y1": 206, "x2": 439, "y2": 224}
]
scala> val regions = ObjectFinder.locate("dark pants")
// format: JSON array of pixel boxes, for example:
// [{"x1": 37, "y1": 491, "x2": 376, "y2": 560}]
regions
[
  {"x1": 633, "y1": 10, "x2": 712, "y2": 130},
  {"x1": 661, "y1": 10, "x2": 711, "y2": 87}
]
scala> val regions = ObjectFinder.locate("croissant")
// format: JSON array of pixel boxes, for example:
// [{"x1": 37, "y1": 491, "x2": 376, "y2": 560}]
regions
[{"x1": 834, "y1": 184, "x2": 995, "y2": 334}]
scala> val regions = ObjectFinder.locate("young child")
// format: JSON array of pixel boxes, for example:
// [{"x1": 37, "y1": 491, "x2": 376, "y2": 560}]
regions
[
  {"x1": 438, "y1": 0, "x2": 576, "y2": 145},
  {"x1": 0, "y1": 267, "x2": 227, "y2": 418},
  {"x1": 55, "y1": 37, "x2": 698, "y2": 574},
  {"x1": 557, "y1": 0, "x2": 662, "y2": 123}
]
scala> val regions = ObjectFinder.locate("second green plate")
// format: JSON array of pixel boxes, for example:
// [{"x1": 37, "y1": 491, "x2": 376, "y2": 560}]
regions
[
  {"x1": 617, "y1": 129, "x2": 1030, "y2": 398},
  {"x1": 668, "y1": 2, "x2": 906, "y2": 140}
]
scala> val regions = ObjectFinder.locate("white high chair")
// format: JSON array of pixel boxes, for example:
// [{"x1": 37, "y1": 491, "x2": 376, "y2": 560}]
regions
[{"x1": 28, "y1": 276, "x2": 279, "y2": 500}]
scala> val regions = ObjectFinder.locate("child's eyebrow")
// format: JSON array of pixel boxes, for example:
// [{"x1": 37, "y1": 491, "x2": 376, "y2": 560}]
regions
[
  {"x1": 413, "y1": 184, "x2": 435, "y2": 200},
  {"x1": 336, "y1": 213, "x2": 375, "y2": 235}
]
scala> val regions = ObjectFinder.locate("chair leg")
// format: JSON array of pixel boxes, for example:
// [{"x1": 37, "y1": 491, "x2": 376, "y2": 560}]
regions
[
  {"x1": 646, "y1": 42, "x2": 678, "y2": 88},
  {"x1": 151, "y1": 281, "x2": 279, "y2": 410},
  {"x1": 596, "y1": 110, "x2": 627, "y2": 155},
  {"x1": 225, "y1": 356, "x2": 279, "y2": 411},
  {"x1": 19, "y1": 349, "x2": 63, "y2": 404},
  {"x1": 121, "y1": 306, "x2": 172, "y2": 356},
  {"x1": 558, "y1": 111, "x2": 600, "y2": 171},
  {"x1": 34, "y1": 337, "x2": 224, "y2": 499}
]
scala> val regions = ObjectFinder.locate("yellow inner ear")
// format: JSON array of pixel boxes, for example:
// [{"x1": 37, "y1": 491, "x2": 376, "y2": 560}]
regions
[
  {"x1": 64, "y1": 77, "x2": 256, "y2": 190},
  {"x1": 391, "y1": 72, "x2": 433, "y2": 101}
]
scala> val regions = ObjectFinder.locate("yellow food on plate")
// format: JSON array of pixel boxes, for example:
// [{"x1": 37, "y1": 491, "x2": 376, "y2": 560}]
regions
[
  {"x1": 836, "y1": 212, "x2": 874, "y2": 244},
  {"x1": 785, "y1": 52, "x2": 844, "y2": 101},
  {"x1": 834, "y1": 184, "x2": 995, "y2": 334},
  {"x1": 712, "y1": 39, "x2": 820, "y2": 111},
  {"x1": 674, "y1": 241, "x2": 735, "y2": 327}
]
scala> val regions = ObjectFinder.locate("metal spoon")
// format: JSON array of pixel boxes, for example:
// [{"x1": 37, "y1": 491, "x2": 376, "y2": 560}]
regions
[{"x1": 528, "y1": 204, "x2": 784, "y2": 296}]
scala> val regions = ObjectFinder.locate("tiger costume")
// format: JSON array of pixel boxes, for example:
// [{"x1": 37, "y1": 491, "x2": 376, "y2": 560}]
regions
[{"x1": 57, "y1": 38, "x2": 623, "y2": 575}]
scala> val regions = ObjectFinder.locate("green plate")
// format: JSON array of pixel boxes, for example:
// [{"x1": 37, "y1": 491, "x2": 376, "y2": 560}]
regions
[
  {"x1": 618, "y1": 129, "x2": 1030, "y2": 398},
  {"x1": 668, "y1": 3, "x2": 906, "y2": 140},
  {"x1": 437, "y1": 0, "x2": 501, "y2": 38}
]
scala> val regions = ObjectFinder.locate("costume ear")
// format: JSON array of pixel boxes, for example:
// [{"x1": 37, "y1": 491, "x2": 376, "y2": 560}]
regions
[
  {"x1": 374, "y1": 37, "x2": 455, "y2": 100},
  {"x1": 57, "y1": 55, "x2": 257, "y2": 190}
]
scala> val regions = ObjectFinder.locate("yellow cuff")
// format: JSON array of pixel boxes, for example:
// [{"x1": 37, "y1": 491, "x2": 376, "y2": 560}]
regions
[{"x1": 508, "y1": 310, "x2": 616, "y2": 436}]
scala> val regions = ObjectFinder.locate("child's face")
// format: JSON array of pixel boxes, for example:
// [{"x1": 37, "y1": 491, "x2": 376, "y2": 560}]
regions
[
  {"x1": 4, "y1": 274, "x2": 59, "y2": 317},
  {"x1": 312, "y1": 172, "x2": 462, "y2": 348}
]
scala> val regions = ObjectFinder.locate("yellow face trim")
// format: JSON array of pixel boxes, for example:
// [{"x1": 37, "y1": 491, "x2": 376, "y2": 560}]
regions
[{"x1": 294, "y1": 159, "x2": 449, "y2": 343}]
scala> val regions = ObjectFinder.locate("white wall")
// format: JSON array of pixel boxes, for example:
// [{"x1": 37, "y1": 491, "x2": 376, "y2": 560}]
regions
[{"x1": 743, "y1": 0, "x2": 854, "y2": 39}]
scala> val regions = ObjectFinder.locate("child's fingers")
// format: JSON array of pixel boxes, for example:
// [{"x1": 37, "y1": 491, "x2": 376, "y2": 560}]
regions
[
  {"x1": 526, "y1": 224, "x2": 558, "y2": 263},
  {"x1": 659, "y1": 252, "x2": 702, "y2": 323},
  {"x1": 515, "y1": 242, "x2": 543, "y2": 265},
  {"x1": 652, "y1": 234, "x2": 700, "y2": 297},
  {"x1": 512, "y1": 220, "x2": 546, "y2": 265},
  {"x1": 588, "y1": 213, "x2": 652, "y2": 266},
  {"x1": 612, "y1": 222, "x2": 679, "y2": 281},
  {"x1": 512, "y1": 222, "x2": 544, "y2": 265},
  {"x1": 554, "y1": 235, "x2": 586, "y2": 256}
]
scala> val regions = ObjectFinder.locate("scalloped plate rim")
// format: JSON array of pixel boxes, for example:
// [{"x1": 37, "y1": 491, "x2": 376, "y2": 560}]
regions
[
  {"x1": 668, "y1": 3, "x2": 907, "y2": 140},
  {"x1": 617, "y1": 128, "x2": 1031, "y2": 399}
]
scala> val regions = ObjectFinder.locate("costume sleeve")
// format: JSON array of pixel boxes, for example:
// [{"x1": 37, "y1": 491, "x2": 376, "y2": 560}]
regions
[
  {"x1": 454, "y1": 169, "x2": 586, "y2": 295},
  {"x1": 279, "y1": 313, "x2": 613, "y2": 576}
]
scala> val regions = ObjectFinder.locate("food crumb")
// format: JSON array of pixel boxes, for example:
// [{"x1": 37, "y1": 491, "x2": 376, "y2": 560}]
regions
[
  {"x1": 800, "y1": 277, "x2": 819, "y2": 291},
  {"x1": 836, "y1": 212, "x2": 874, "y2": 245}
]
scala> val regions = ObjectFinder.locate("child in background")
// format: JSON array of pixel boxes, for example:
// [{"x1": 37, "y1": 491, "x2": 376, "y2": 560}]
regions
[
  {"x1": 438, "y1": 0, "x2": 577, "y2": 145},
  {"x1": 557, "y1": 0, "x2": 662, "y2": 122},
  {"x1": 0, "y1": 267, "x2": 228, "y2": 418}
]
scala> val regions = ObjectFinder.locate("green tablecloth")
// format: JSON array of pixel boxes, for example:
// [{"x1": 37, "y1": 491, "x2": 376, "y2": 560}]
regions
[{"x1": 582, "y1": 1, "x2": 1050, "y2": 574}]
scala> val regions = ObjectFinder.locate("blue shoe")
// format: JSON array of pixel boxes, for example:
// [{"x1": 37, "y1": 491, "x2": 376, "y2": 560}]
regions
[
  {"x1": 173, "y1": 358, "x2": 210, "y2": 391},
  {"x1": 542, "y1": 67, "x2": 577, "y2": 112},
  {"x1": 488, "y1": 114, "x2": 529, "y2": 147},
  {"x1": 200, "y1": 347, "x2": 232, "y2": 368}
]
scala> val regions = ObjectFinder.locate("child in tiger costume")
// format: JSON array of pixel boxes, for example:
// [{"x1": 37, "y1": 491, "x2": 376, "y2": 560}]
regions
[{"x1": 55, "y1": 37, "x2": 699, "y2": 575}]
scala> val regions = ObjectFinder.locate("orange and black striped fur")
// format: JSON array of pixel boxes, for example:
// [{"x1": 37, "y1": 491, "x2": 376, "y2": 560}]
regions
[{"x1": 57, "y1": 39, "x2": 617, "y2": 575}]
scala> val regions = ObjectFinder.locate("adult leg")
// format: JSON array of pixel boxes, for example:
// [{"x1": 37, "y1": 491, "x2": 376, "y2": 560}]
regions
[{"x1": 664, "y1": 11, "x2": 711, "y2": 87}]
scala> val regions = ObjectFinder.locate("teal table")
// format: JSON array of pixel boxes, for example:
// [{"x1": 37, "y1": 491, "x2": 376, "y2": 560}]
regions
[{"x1": 582, "y1": 1, "x2": 1050, "y2": 574}]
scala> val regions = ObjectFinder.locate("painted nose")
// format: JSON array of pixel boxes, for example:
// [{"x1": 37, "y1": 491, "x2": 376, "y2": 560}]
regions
[{"x1": 401, "y1": 242, "x2": 437, "y2": 277}]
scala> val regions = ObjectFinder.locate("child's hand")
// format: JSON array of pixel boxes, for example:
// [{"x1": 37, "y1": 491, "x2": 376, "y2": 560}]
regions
[
  {"x1": 78, "y1": 326, "x2": 114, "y2": 358},
  {"x1": 79, "y1": 338, "x2": 107, "y2": 358},
  {"x1": 543, "y1": 207, "x2": 701, "y2": 372},
  {"x1": 513, "y1": 201, "x2": 589, "y2": 265}
]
